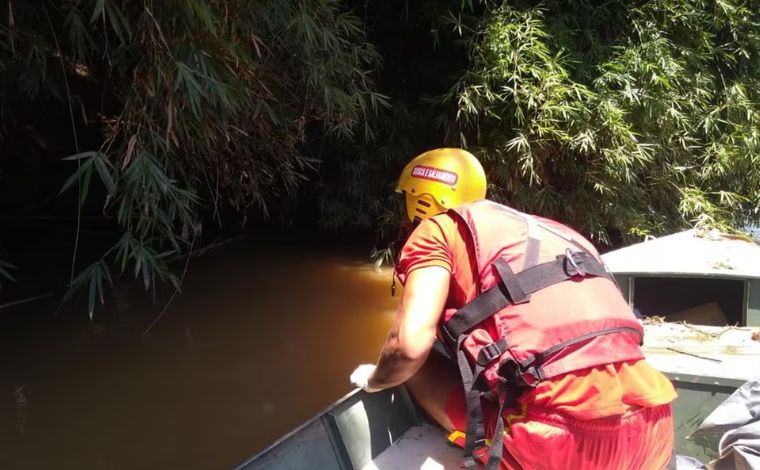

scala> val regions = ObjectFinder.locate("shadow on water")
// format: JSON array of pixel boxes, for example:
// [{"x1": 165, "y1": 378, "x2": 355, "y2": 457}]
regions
[{"x1": 0, "y1": 235, "x2": 398, "y2": 470}]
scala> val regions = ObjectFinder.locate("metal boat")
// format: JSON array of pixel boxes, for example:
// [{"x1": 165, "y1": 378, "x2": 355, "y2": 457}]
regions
[{"x1": 237, "y1": 230, "x2": 760, "y2": 469}]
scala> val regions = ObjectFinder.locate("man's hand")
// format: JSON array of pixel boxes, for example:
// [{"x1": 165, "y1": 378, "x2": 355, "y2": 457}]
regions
[{"x1": 350, "y1": 364, "x2": 383, "y2": 393}]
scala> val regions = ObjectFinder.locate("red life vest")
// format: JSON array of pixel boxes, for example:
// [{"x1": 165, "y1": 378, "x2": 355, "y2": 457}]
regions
[{"x1": 439, "y1": 200, "x2": 644, "y2": 469}]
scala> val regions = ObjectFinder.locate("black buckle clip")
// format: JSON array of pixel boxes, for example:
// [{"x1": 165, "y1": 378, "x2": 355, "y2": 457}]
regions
[
  {"x1": 473, "y1": 438, "x2": 489, "y2": 449},
  {"x1": 477, "y1": 342, "x2": 503, "y2": 366},
  {"x1": 521, "y1": 365, "x2": 545, "y2": 386},
  {"x1": 564, "y1": 249, "x2": 586, "y2": 277}
]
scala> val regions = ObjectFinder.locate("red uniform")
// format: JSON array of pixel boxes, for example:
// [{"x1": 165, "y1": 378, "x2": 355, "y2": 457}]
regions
[{"x1": 396, "y1": 202, "x2": 676, "y2": 470}]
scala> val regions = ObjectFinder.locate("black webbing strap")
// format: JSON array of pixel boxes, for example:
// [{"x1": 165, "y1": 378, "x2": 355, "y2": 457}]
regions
[
  {"x1": 484, "y1": 399, "x2": 507, "y2": 470},
  {"x1": 442, "y1": 286, "x2": 510, "y2": 351},
  {"x1": 493, "y1": 258, "x2": 530, "y2": 304},
  {"x1": 457, "y1": 336, "x2": 488, "y2": 469},
  {"x1": 478, "y1": 372, "x2": 522, "y2": 470},
  {"x1": 443, "y1": 251, "x2": 611, "y2": 343},
  {"x1": 520, "y1": 326, "x2": 644, "y2": 372},
  {"x1": 516, "y1": 251, "x2": 610, "y2": 294},
  {"x1": 477, "y1": 338, "x2": 508, "y2": 366},
  {"x1": 456, "y1": 335, "x2": 518, "y2": 470}
]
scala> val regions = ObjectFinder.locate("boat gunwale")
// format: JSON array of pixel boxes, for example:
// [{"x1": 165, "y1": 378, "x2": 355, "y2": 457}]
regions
[
  {"x1": 605, "y1": 270, "x2": 760, "y2": 280},
  {"x1": 232, "y1": 389, "x2": 361, "y2": 470}
]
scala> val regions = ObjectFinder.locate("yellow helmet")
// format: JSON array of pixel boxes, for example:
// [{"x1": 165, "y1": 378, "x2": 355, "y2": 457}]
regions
[{"x1": 396, "y1": 148, "x2": 487, "y2": 222}]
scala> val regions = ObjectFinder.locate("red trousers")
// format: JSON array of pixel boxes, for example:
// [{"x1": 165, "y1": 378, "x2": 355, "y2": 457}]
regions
[{"x1": 446, "y1": 394, "x2": 674, "y2": 470}]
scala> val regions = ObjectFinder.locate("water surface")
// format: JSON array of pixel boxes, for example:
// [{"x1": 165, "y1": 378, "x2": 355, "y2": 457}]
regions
[{"x1": 0, "y1": 239, "x2": 396, "y2": 469}]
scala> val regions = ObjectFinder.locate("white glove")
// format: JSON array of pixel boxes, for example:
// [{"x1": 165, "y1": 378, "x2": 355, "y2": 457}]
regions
[{"x1": 350, "y1": 364, "x2": 383, "y2": 393}]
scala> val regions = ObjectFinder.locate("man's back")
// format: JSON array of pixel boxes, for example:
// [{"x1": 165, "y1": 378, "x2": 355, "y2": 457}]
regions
[
  {"x1": 353, "y1": 148, "x2": 676, "y2": 469},
  {"x1": 396, "y1": 205, "x2": 676, "y2": 419}
]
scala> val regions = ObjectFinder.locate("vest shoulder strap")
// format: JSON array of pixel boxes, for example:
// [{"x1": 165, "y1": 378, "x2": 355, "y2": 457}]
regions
[{"x1": 441, "y1": 250, "x2": 613, "y2": 346}]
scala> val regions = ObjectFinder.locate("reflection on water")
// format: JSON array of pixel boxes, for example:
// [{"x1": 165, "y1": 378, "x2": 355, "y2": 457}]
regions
[
  {"x1": 0, "y1": 239, "x2": 397, "y2": 470},
  {"x1": 12, "y1": 385, "x2": 28, "y2": 434}
]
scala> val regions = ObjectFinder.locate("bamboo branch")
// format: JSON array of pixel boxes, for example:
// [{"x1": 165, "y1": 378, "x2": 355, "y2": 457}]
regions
[{"x1": 0, "y1": 293, "x2": 53, "y2": 311}]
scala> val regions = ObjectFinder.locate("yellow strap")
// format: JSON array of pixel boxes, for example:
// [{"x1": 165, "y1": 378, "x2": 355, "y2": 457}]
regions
[
  {"x1": 447, "y1": 430, "x2": 466, "y2": 444},
  {"x1": 447, "y1": 430, "x2": 493, "y2": 448},
  {"x1": 448, "y1": 403, "x2": 529, "y2": 449},
  {"x1": 503, "y1": 403, "x2": 529, "y2": 435}
]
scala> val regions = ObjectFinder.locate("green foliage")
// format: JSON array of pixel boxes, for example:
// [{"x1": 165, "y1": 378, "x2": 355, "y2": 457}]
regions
[
  {"x1": 316, "y1": 100, "x2": 411, "y2": 231},
  {"x1": 3, "y1": 0, "x2": 760, "y2": 314},
  {"x1": 442, "y1": 0, "x2": 760, "y2": 244},
  {"x1": 313, "y1": 0, "x2": 469, "y2": 237},
  {"x1": 63, "y1": 259, "x2": 112, "y2": 319},
  {"x1": 1, "y1": 0, "x2": 383, "y2": 314}
]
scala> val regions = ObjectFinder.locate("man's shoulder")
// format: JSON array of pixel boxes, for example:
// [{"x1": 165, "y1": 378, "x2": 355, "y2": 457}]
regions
[
  {"x1": 454, "y1": 199, "x2": 520, "y2": 216},
  {"x1": 429, "y1": 210, "x2": 458, "y2": 224},
  {"x1": 407, "y1": 213, "x2": 456, "y2": 241}
]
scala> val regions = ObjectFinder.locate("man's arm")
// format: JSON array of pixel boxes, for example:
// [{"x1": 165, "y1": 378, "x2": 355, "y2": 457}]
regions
[{"x1": 364, "y1": 266, "x2": 450, "y2": 391}]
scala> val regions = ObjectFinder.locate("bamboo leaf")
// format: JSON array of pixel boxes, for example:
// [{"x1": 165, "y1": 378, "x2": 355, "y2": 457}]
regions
[
  {"x1": 90, "y1": 0, "x2": 106, "y2": 23},
  {"x1": 0, "y1": 260, "x2": 16, "y2": 282},
  {"x1": 59, "y1": 158, "x2": 94, "y2": 195},
  {"x1": 185, "y1": 0, "x2": 216, "y2": 30},
  {"x1": 80, "y1": 165, "x2": 93, "y2": 206},
  {"x1": 141, "y1": 260, "x2": 150, "y2": 290},
  {"x1": 104, "y1": 0, "x2": 131, "y2": 41},
  {"x1": 88, "y1": 273, "x2": 97, "y2": 319},
  {"x1": 63, "y1": 151, "x2": 99, "y2": 161},
  {"x1": 94, "y1": 156, "x2": 116, "y2": 193}
]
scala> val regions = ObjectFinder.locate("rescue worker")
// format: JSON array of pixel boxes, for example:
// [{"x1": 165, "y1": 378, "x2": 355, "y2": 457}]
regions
[{"x1": 350, "y1": 148, "x2": 677, "y2": 470}]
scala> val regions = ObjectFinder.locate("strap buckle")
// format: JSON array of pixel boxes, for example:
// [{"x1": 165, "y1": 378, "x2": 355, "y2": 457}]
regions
[
  {"x1": 564, "y1": 249, "x2": 586, "y2": 277},
  {"x1": 476, "y1": 339, "x2": 507, "y2": 366},
  {"x1": 522, "y1": 365, "x2": 545, "y2": 385}
]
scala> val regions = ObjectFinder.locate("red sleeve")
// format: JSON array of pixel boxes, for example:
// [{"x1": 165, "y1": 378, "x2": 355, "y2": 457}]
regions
[{"x1": 395, "y1": 216, "x2": 453, "y2": 285}]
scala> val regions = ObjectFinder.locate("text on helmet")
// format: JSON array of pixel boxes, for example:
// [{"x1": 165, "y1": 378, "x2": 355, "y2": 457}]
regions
[{"x1": 411, "y1": 165, "x2": 458, "y2": 185}]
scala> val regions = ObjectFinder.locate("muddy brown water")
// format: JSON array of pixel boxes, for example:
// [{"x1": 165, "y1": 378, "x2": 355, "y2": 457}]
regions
[{"x1": 0, "y1": 239, "x2": 397, "y2": 470}]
